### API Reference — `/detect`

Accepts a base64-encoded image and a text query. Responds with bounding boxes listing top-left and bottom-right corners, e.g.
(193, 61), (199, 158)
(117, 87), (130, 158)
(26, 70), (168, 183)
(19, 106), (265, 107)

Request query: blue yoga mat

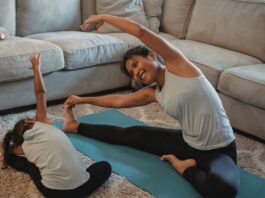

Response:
(54, 109), (265, 198)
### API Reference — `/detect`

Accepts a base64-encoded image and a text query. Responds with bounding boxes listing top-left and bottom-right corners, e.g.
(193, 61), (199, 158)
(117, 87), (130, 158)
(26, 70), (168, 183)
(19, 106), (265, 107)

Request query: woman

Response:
(1, 54), (111, 198)
(64, 15), (240, 198)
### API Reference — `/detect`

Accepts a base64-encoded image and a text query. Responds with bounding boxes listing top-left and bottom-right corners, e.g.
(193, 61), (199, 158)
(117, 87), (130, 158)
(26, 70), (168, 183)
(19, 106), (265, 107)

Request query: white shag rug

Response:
(0, 102), (265, 198)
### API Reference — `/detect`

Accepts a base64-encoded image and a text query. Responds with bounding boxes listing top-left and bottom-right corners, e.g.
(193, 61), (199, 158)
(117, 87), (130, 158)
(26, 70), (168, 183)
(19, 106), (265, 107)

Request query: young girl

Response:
(64, 15), (240, 198)
(1, 54), (111, 198)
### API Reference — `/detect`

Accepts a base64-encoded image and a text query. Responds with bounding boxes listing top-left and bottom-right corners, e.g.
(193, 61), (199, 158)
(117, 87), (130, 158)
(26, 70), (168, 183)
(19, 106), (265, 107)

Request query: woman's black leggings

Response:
(7, 155), (111, 198)
(77, 123), (240, 198)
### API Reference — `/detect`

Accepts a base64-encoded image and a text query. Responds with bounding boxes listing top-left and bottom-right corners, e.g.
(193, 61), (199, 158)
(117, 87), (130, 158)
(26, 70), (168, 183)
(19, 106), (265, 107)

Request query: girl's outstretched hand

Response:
(80, 15), (104, 31)
(29, 54), (41, 70)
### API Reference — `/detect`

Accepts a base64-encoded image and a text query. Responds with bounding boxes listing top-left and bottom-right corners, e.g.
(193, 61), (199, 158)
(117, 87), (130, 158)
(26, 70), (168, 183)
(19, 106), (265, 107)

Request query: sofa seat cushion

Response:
(106, 32), (177, 48)
(28, 31), (129, 70)
(0, 37), (64, 83)
(218, 64), (265, 109)
(170, 39), (262, 88)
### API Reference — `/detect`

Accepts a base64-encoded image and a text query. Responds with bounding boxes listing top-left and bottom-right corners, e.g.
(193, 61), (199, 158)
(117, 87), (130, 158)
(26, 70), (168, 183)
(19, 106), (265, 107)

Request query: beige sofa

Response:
(162, 0), (265, 141)
(0, 0), (264, 140)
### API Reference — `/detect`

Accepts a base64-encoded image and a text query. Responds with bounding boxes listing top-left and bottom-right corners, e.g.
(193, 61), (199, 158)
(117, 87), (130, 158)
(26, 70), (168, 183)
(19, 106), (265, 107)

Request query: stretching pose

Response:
(64, 15), (240, 198)
(1, 54), (111, 198)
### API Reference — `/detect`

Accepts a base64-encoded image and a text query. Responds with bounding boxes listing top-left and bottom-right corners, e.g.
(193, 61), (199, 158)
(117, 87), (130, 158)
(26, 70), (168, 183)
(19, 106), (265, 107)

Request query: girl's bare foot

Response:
(161, 154), (197, 175)
(62, 107), (79, 133)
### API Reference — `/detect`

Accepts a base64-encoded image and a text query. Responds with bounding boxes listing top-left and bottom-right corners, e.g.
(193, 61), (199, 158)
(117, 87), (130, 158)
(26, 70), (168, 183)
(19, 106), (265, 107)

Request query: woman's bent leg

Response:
(183, 153), (240, 198)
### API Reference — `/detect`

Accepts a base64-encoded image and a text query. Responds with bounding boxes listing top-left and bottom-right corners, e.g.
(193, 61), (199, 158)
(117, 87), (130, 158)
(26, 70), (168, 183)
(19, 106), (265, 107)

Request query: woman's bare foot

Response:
(161, 154), (197, 175)
(62, 106), (79, 133)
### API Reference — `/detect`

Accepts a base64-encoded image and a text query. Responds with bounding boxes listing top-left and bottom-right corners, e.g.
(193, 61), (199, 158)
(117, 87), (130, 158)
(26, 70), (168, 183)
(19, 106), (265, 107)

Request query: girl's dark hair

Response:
(121, 45), (164, 78)
(2, 119), (30, 169)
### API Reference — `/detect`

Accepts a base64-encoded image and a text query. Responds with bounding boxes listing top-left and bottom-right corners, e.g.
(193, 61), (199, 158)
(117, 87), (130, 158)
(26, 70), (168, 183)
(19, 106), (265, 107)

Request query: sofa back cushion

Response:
(96, 0), (149, 33)
(81, 0), (163, 33)
(81, 0), (96, 23)
(16, 0), (82, 36)
(186, 0), (265, 62)
(0, 0), (16, 36)
(143, 0), (163, 33)
(160, 0), (195, 38)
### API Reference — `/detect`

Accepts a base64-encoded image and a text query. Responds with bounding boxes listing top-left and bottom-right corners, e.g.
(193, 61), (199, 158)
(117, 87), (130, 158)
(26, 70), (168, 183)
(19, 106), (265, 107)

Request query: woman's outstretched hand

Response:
(29, 54), (41, 70)
(80, 15), (105, 31)
(64, 95), (82, 108)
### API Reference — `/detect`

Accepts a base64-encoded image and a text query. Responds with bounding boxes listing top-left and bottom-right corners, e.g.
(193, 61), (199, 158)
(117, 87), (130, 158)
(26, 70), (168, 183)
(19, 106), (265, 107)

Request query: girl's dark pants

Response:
(7, 153), (111, 198)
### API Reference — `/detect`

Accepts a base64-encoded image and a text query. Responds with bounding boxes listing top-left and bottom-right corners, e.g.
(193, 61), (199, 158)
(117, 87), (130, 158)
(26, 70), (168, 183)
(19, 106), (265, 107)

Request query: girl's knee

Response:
(95, 161), (112, 177)
(100, 161), (112, 174)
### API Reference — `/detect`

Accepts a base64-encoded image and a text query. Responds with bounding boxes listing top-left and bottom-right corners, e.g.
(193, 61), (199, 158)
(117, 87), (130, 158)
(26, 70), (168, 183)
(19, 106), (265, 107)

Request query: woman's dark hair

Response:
(121, 45), (164, 78)
(2, 119), (30, 169)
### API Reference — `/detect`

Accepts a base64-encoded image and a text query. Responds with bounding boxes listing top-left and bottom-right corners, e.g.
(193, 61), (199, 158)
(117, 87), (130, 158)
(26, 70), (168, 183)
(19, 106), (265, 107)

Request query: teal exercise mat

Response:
(54, 109), (265, 198)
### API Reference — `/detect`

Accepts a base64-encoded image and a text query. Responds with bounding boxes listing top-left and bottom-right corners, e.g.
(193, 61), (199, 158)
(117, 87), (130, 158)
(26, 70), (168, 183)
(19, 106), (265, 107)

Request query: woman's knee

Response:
(207, 154), (240, 198)
(215, 181), (238, 198)
(210, 171), (239, 198)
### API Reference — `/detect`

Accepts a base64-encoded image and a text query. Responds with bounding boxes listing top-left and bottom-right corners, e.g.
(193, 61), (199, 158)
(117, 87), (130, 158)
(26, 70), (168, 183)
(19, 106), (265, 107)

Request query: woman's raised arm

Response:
(81, 15), (200, 76)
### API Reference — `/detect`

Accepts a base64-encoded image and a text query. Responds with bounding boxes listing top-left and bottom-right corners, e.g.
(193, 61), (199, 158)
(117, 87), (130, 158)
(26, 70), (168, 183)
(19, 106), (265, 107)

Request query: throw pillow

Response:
(0, 28), (9, 40)
(96, 0), (149, 33)
(143, 0), (163, 33)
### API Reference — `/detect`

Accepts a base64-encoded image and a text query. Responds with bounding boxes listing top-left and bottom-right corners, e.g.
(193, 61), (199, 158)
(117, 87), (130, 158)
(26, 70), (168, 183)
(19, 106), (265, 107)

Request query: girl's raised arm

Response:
(29, 54), (50, 124)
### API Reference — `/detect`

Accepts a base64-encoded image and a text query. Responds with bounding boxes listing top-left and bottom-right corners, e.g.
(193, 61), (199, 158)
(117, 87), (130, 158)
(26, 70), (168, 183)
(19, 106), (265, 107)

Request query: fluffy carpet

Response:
(0, 102), (264, 198)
